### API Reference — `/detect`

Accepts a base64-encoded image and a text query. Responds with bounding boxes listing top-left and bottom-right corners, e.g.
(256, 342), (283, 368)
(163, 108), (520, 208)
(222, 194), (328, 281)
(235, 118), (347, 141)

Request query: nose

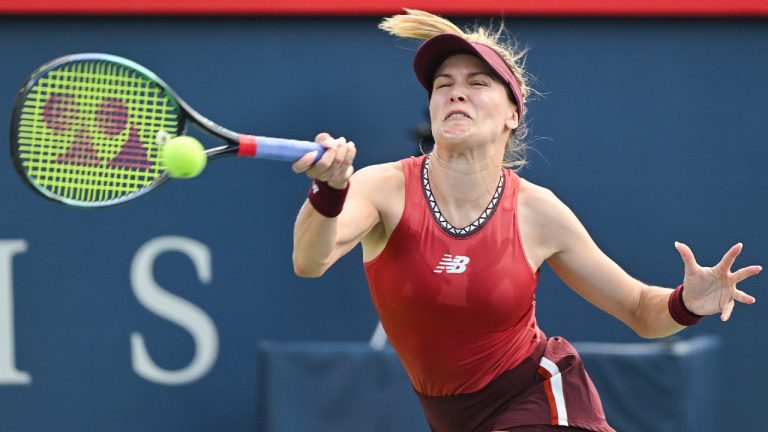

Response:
(447, 84), (467, 103)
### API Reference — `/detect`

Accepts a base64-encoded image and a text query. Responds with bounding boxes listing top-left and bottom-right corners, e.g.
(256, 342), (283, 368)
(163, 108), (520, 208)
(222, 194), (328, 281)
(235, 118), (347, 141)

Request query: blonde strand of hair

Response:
(378, 9), (466, 40)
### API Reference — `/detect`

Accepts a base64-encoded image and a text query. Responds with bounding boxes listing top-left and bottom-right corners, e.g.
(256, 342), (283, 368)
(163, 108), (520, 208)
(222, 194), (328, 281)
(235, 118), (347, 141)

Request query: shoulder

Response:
(353, 161), (407, 247)
(349, 161), (405, 214)
(518, 177), (593, 256)
(518, 178), (567, 217)
(517, 177), (584, 251)
(351, 161), (405, 196)
(354, 160), (404, 181)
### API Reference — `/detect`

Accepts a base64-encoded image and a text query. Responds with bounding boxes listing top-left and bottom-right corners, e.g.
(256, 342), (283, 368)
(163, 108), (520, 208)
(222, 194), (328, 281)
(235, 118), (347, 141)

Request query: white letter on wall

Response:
(0, 240), (31, 385)
(130, 236), (218, 385)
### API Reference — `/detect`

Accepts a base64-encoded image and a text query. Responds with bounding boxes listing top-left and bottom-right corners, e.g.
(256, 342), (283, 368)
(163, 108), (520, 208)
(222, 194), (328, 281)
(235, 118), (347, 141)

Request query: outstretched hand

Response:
(675, 242), (761, 321)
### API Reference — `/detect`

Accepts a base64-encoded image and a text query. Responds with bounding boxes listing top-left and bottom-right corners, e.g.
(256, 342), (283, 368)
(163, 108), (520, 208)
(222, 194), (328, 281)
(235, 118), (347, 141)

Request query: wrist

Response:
(326, 179), (349, 190)
(668, 284), (703, 326)
(307, 179), (349, 218)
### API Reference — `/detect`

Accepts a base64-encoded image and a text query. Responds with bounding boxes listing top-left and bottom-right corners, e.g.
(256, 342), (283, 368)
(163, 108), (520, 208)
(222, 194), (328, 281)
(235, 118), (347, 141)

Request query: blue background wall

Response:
(0, 16), (765, 431)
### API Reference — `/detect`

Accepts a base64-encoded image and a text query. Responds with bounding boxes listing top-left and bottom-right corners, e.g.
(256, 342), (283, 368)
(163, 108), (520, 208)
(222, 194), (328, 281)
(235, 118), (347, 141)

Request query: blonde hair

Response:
(379, 9), (532, 170)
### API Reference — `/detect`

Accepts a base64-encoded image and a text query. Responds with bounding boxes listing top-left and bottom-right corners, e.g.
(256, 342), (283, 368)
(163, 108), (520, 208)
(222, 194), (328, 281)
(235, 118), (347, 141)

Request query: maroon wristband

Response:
(668, 284), (703, 326)
(307, 180), (349, 218)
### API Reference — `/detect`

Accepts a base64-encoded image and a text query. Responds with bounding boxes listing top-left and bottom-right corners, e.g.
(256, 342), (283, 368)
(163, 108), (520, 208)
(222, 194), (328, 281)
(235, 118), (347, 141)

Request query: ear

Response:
(505, 105), (520, 130)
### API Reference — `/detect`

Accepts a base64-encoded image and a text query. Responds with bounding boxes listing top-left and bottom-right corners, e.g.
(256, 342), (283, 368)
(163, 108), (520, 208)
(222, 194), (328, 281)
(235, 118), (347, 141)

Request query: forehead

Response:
(434, 54), (495, 76)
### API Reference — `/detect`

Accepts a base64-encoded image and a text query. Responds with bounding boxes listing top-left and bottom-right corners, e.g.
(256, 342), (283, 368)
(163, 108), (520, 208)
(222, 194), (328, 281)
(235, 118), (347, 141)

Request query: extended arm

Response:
(530, 186), (760, 338)
(291, 133), (382, 277)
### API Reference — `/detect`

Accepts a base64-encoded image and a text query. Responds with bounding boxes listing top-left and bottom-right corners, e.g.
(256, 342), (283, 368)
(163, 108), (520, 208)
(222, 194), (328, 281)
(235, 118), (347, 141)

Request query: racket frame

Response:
(10, 53), (306, 207)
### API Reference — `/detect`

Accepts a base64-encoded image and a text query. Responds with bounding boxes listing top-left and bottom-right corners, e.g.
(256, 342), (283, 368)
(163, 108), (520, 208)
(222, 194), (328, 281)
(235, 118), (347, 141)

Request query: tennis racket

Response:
(10, 53), (325, 207)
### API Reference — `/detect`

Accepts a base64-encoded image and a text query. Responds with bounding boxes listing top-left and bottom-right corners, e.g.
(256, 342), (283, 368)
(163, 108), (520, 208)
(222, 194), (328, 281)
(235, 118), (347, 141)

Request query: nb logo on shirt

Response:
(433, 254), (470, 274)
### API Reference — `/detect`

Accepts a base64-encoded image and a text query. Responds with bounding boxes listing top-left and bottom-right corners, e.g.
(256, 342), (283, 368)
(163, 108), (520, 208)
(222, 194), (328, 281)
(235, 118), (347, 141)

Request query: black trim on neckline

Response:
(421, 155), (505, 238)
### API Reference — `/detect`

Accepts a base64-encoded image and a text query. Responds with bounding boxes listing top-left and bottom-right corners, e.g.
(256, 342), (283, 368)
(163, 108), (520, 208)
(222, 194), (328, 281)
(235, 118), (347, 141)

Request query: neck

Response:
(427, 148), (502, 212)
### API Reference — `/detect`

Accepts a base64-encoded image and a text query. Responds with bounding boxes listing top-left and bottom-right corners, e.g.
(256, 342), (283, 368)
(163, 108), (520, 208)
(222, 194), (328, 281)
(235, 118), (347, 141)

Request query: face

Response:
(429, 54), (519, 151)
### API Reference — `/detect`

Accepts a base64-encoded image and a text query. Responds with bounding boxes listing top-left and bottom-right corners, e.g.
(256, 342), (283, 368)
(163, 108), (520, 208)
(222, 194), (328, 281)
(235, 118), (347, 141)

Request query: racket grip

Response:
(238, 135), (324, 163)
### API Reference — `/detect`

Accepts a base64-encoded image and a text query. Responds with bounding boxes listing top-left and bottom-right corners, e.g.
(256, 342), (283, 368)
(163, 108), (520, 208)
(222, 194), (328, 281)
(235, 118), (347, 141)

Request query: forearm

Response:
(290, 133), (359, 278)
(631, 285), (687, 339)
(292, 201), (341, 277)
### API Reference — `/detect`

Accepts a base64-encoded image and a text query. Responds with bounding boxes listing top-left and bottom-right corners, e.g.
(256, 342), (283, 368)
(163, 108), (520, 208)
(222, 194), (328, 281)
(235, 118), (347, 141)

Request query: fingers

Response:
(719, 265), (759, 321)
(292, 133), (336, 174)
(675, 241), (760, 323)
(718, 287), (757, 321)
(298, 133), (357, 189)
(291, 150), (319, 174)
(315, 132), (333, 145)
(721, 299), (735, 321)
(733, 289), (756, 305)
(716, 242), (743, 272)
(674, 242), (699, 274)
(722, 264), (759, 321)
(732, 265), (763, 284)
(324, 139), (355, 179)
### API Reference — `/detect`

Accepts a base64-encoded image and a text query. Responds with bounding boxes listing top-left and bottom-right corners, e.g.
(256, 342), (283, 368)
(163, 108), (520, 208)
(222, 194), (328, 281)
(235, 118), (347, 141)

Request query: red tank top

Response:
(364, 155), (543, 397)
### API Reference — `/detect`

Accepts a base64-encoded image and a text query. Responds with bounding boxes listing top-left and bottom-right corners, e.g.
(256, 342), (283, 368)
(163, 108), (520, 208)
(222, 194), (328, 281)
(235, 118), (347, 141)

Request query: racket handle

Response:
(238, 135), (324, 163)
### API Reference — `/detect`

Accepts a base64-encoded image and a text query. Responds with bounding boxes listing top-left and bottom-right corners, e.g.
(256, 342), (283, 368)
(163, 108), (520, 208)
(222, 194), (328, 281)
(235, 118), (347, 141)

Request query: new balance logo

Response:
(433, 254), (470, 274)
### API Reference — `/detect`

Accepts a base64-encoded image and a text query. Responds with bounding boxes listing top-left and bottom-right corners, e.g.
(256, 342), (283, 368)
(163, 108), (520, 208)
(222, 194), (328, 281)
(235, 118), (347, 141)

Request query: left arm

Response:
(521, 183), (761, 338)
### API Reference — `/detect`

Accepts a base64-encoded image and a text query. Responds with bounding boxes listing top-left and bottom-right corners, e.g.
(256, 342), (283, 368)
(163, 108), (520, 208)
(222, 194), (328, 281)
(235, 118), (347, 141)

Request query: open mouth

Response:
(445, 111), (471, 120)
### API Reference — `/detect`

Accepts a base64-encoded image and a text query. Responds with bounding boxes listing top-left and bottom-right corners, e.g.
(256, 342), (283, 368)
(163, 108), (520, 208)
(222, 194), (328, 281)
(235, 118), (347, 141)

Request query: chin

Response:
(437, 127), (472, 141)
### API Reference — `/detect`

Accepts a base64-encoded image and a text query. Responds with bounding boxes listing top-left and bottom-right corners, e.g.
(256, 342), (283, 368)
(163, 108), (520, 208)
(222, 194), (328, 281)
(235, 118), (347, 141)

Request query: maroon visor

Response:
(413, 33), (524, 117)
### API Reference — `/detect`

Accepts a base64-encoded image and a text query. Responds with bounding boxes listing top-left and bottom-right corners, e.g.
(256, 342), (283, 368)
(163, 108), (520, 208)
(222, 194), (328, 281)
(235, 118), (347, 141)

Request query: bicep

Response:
(325, 163), (402, 260)
(330, 186), (381, 256)
(293, 165), (395, 277)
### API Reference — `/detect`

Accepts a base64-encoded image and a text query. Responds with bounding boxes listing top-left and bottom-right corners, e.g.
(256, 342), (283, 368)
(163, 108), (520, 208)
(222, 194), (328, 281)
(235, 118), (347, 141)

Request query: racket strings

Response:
(16, 60), (180, 204)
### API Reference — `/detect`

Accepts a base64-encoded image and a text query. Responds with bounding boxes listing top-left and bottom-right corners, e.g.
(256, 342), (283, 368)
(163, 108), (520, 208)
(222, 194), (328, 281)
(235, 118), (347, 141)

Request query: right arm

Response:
(291, 133), (382, 277)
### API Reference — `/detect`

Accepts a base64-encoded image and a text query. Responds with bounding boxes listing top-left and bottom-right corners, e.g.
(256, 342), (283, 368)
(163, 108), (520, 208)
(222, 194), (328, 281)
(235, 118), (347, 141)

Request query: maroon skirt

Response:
(415, 337), (615, 432)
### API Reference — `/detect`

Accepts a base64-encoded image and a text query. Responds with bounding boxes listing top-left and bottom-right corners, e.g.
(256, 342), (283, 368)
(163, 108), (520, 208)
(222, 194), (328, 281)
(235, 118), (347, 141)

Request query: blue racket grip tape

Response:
(238, 135), (324, 163)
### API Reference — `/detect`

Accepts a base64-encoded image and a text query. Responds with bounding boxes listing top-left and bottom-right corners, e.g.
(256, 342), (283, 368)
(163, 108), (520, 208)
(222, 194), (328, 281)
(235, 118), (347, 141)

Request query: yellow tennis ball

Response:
(161, 136), (207, 179)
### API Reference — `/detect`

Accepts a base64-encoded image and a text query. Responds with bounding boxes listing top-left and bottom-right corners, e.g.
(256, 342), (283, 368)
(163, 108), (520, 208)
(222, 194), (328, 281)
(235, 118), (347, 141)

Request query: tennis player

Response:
(291, 9), (761, 432)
